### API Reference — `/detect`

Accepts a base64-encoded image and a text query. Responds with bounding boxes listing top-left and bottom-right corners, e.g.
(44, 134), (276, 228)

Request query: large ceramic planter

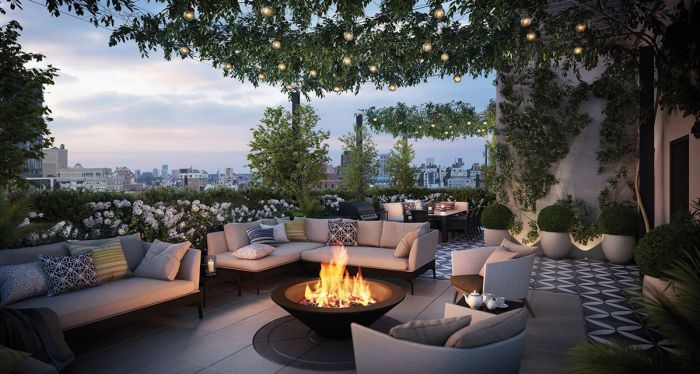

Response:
(484, 228), (508, 246)
(540, 231), (571, 259)
(601, 234), (635, 264)
(643, 275), (676, 305)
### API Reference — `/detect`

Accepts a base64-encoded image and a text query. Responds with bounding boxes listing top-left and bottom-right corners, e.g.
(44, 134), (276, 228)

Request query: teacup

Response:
(496, 297), (506, 306)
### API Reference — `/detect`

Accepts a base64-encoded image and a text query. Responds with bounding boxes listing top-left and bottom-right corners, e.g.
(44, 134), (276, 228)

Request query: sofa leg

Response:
(522, 298), (536, 318)
(432, 265), (436, 279)
(408, 279), (414, 295)
(237, 274), (242, 297)
(197, 301), (203, 319)
(453, 290), (459, 304)
(256, 279), (260, 295)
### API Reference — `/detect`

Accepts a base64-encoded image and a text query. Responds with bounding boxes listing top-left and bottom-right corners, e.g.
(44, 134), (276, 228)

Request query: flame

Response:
(303, 246), (376, 308)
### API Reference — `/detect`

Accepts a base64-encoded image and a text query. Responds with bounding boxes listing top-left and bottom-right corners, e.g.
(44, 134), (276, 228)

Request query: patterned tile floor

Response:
(424, 232), (670, 351)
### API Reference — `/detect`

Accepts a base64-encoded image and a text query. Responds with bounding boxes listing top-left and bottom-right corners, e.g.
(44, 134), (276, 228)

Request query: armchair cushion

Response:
(478, 247), (518, 277)
(389, 315), (472, 346)
(445, 308), (528, 348)
(500, 239), (536, 257)
(450, 274), (483, 294)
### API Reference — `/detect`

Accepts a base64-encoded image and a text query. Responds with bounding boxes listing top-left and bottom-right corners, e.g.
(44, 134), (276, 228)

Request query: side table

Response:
(201, 271), (217, 309)
(452, 297), (524, 324)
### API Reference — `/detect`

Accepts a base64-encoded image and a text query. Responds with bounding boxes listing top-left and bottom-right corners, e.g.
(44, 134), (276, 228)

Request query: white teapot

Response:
(465, 290), (483, 309)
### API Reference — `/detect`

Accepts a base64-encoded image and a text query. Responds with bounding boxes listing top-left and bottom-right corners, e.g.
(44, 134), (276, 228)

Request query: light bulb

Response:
(441, 52), (449, 62)
(369, 65), (378, 73)
(224, 63), (233, 70)
(373, 117), (378, 122)
(286, 84), (293, 90)
(260, 4), (273, 17)
(388, 84), (397, 91)
(343, 30), (354, 42)
(179, 46), (190, 55)
(573, 46), (583, 55)
(183, 8), (195, 22)
(277, 62), (287, 71)
(309, 68), (318, 77)
(520, 16), (532, 27)
(333, 85), (341, 92)
(453, 74), (462, 83)
(422, 42), (433, 52)
(526, 32), (537, 41)
(258, 73), (265, 80)
(483, 121), (487, 125)
(434, 7), (445, 20)
(431, 123), (436, 128)
(575, 22), (587, 33)
(467, 121), (472, 125)
(272, 40), (281, 49)
(342, 56), (352, 65)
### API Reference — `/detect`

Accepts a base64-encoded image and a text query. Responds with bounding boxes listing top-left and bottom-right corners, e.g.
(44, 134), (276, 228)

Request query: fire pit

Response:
(271, 247), (405, 339)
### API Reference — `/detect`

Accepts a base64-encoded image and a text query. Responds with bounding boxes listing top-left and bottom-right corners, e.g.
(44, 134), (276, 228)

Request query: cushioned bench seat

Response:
(301, 246), (408, 271)
(216, 242), (325, 272)
(8, 277), (197, 329)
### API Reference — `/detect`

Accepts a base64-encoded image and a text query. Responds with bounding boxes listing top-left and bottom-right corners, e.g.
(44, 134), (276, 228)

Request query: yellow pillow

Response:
(284, 219), (308, 242)
(67, 238), (130, 283)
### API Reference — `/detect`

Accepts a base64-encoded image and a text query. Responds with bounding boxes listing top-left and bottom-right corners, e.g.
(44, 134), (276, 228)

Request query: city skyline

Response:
(8, 3), (494, 173)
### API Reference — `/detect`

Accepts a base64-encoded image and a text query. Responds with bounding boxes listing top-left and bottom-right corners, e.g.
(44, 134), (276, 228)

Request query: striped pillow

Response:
(285, 219), (308, 241)
(67, 238), (130, 283)
(245, 228), (275, 244)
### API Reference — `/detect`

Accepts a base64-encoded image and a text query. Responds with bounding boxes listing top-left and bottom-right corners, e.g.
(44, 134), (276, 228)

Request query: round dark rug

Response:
(253, 315), (401, 371)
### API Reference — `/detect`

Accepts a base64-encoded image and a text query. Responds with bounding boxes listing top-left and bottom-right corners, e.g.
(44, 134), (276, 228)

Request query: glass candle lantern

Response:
(206, 255), (217, 274)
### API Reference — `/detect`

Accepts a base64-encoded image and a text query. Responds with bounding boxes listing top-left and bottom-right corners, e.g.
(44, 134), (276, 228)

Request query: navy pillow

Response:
(245, 228), (276, 244)
(40, 252), (101, 296)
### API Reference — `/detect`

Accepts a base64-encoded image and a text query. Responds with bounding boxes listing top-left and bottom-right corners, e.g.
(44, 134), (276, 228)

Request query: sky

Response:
(3, 2), (495, 174)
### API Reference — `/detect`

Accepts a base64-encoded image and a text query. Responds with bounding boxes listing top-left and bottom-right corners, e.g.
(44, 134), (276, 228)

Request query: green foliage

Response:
(295, 196), (322, 218)
(0, 193), (46, 249)
(635, 216), (700, 278)
(555, 196), (600, 244)
(338, 124), (378, 199)
(599, 203), (638, 236)
(385, 138), (418, 195)
(598, 166), (636, 209)
(0, 21), (58, 188)
(247, 105), (330, 200)
(537, 204), (575, 233)
(363, 101), (492, 140)
(569, 340), (677, 373)
(480, 203), (513, 230)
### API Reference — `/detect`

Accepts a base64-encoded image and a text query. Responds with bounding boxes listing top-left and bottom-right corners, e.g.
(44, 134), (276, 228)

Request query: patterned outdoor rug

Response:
(424, 232), (670, 351)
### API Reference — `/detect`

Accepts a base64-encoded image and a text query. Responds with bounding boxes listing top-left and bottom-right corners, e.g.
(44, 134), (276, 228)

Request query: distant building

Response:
(42, 144), (68, 177)
(318, 164), (340, 189)
(177, 168), (209, 190)
(152, 168), (159, 178)
(374, 153), (390, 185)
(161, 164), (169, 178)
(54, 163), (141, 191)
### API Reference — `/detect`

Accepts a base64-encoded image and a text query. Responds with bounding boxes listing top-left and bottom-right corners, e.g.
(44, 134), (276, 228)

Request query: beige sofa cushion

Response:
(394, 230), (420, 258)
(444, 308), (528, 348)
(7, 277), (196, 329)
(216, 242), (324, 272)
(389, 315), (472, 346)
(301, 246), (408, 271)
(223, 220), (262, 252)
(380, 221), (430, 248)
(305, 218), (334, 243)
(478, 247), (518, 277)
(357, 221), (383, 247)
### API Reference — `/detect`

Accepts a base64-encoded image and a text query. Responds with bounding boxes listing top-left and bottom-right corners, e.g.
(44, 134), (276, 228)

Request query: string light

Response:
(573, 46), (583, 55)
(272, 40), (281, 49)
(277, 62), (287, 71)
(431, 123), (436, 128)
(333, 85), (342, 92)
(441, 52), (449, 62)
(342, 56), (352, 65)
(575, 22), (587, 33)
(388, 83), (397, 91)
(183, 8), (195, 22)
(258, 73), (266, 80)
(179, 46), (190, 55)
(434, 7), (445, 20)
(224, 63), (233, 70)
(422, 42), (433, 52)
(343, 30), (354, 42)
(373, 117), (378, 122)
(526, 31), (537, 41)
(520, 16), (532, 27)
(286, 84), (293, 90)
(369, 65), (378, 73)
(309, 68), (318, 77)
(453, 74), (462, 83)
(260, 2), (273, 17)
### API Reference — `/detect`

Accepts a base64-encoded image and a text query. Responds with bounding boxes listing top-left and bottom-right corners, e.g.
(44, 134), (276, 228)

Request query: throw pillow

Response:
(444, 308), (528, 348)
(390, 315), (472, 346)
(284, 219), (308, 241)
(0, 345), (30, 374)
(327, 220), (358, 246)
(0, 262), (48, 305)
(479, 247), (519, 277)
(500, 238), (536, 257)
(394, 230), (420, 258)
(438, 201), (456, 210)
(67, 238), (130, 283)
(133, 240), (191, 281)
(245, 227), (276, 245)
(401, 201), (417, 215)
(40, 252), (100, 296)
(232, 243), (276, 259)
(260, 223), (289, 243)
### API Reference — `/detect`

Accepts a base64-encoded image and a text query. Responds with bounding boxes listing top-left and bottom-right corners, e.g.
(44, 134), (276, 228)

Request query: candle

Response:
(207, 258), (215, 273)
(440, 204), (445, 210)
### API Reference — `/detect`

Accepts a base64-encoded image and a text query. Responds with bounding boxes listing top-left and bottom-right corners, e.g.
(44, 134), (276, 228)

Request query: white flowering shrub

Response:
(319, 194), (344, 212)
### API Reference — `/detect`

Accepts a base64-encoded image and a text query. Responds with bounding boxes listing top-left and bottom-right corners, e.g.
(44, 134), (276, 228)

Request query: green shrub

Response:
(537, 204), (574, 233)
(599, 203), (638, 236)
(635, 217), (700, 278)
(480, 203), (514, 230)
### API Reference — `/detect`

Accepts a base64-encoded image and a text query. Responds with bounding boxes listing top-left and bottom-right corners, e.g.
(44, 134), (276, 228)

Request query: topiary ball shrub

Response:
(538, 204), (575, 233)
(635, 219), (700, 278)
(599, 203), (638, 236)
(480, 203), (514, 230)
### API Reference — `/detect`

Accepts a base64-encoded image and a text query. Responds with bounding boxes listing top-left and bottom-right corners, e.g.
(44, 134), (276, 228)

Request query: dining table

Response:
(428, 208), (467, 243)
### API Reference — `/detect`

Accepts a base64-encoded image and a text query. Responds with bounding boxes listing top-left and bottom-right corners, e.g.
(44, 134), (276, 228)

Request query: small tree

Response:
(338, 122), (378, 199)
(247, 104), (330, 200)
(386, 137), (418, 194)
(0, 21), (57, 188)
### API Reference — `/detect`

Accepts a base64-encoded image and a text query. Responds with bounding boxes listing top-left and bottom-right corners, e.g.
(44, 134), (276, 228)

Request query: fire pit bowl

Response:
(271, 278), (405, 339)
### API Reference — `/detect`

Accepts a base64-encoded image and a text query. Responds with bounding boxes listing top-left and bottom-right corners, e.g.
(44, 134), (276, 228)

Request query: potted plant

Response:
(537, 204), (574, 258)
(598, 203), (637, 263)
(480, 203), (514, 246)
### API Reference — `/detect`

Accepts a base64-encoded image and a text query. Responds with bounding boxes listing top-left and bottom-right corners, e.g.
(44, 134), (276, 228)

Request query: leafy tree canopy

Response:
(386, 137), (418, 194)
(338, 122), (378, 199)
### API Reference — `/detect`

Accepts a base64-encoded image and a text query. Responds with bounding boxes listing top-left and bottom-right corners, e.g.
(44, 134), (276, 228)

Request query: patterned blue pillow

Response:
(40, 252), (101, 296)
(0, 261), (48, 305)
(245, 228), (276, 244)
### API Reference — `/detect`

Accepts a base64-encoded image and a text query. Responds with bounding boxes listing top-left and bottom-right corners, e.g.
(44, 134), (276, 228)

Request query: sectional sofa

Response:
(207, 218), (439, 294)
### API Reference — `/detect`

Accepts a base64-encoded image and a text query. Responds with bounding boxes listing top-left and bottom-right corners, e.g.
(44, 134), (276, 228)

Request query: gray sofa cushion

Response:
(216, 242), (324, 272)
(357, 221), (383, 247)
(0, 261), (48, 305)
(67, 233), (144, 271)
(301, 246), (408, 271)
(223, 220), (262, 252)
(380, 221), (430, 248)
(0, 242), (68, 266)
(134, 240), (191, 281)
(445, 308), (528, 348)
(390, 315), (472, 346)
